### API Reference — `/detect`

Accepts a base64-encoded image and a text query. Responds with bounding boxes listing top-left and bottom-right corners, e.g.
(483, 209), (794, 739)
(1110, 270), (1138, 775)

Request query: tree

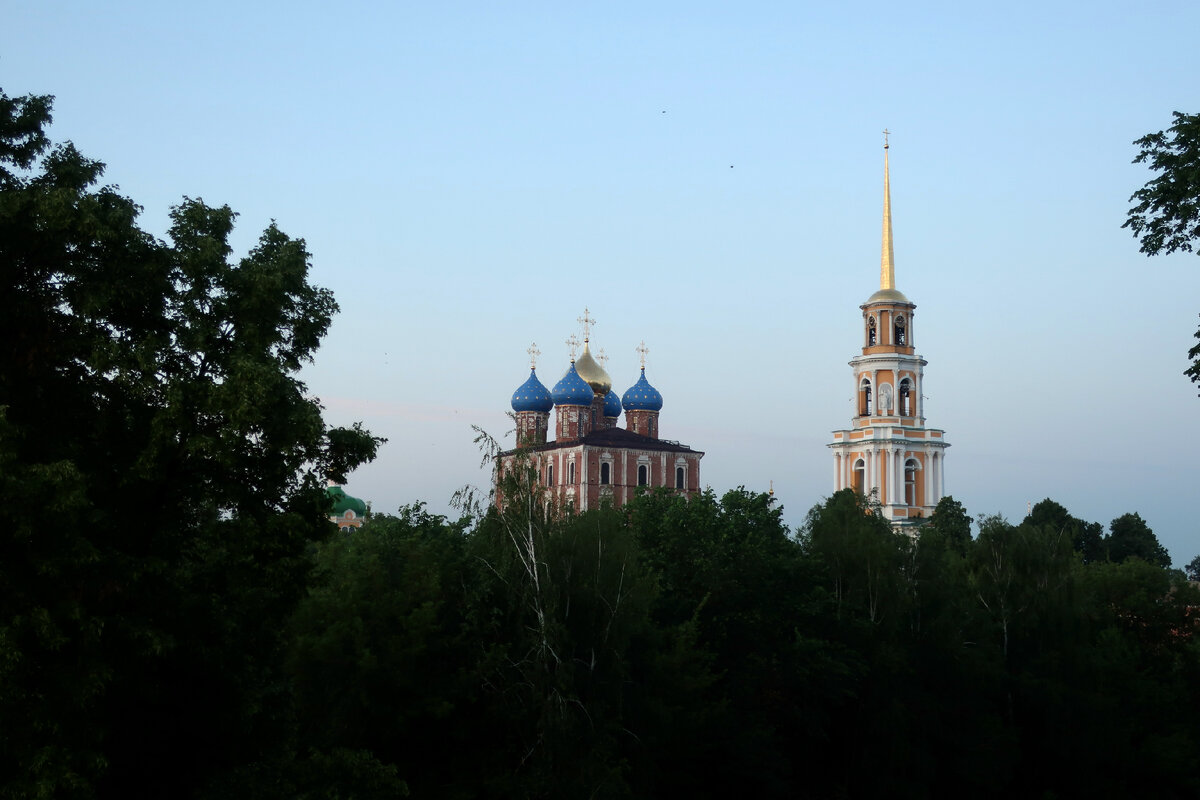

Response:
(926, 495), (973, 554)
(1124, 112), (1200, 257)
(0, 89), (381, 797)
(1023, 498), (1105, 564)
(1185, 554), (1200, 582)
(1106, 512), (1171, 569)
(1123, 112), (1200, 394)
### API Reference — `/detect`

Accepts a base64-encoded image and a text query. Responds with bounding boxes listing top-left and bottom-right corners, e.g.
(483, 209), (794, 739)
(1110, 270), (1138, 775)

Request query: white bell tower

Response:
(829, 133), (949, 527)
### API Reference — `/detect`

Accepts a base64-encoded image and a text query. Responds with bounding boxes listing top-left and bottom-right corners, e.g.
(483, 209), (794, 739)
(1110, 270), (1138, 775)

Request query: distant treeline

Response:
(273, 487), (1200, 799)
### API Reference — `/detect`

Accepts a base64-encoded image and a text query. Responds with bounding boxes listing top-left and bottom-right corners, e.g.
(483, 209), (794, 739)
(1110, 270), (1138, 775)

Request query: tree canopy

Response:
(1124, 111), (1200, 396)
(1124, 111), (1200, 257)
(0, 89), (381, 797)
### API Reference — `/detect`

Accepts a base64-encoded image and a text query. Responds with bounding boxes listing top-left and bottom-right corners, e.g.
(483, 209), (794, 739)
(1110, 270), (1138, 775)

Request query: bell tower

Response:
(829, 134), (949, 527)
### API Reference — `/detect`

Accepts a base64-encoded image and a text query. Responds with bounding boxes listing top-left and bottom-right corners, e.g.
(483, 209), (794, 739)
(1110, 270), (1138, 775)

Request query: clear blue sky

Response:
(5, 1), (1198, 562)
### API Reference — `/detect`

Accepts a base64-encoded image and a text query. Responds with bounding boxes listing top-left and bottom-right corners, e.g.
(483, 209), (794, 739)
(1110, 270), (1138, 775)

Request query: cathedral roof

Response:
(498, 425), (701, 457)
(552, 362), (595, 406)
(511, 368), (553, 413)
(622, 368), (663, 412)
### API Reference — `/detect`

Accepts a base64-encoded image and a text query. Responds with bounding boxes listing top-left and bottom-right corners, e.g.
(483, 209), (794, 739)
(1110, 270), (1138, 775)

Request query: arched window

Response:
(675, 466), (685, 489)
(894, 315), (907, 346)
(637, 464), (648, 487)
(899, 378), (912, 417)
(904, 459), (918, 507)
(852, 459), (865, 494)
(547, 463), (554, 486)
(867, 316), (877, 346)
(860, 379), (873, 416)
(568, 461), (576, 485)
(600, 462), (610, 485)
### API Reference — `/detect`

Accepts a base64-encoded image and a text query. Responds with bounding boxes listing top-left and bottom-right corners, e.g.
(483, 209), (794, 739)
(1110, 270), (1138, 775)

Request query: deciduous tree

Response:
(0, 89), (380, 797)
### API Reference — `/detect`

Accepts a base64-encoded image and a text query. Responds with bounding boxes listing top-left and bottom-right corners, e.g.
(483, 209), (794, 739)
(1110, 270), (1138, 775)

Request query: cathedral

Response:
(828, 137), (949, 526)
(498, 312), (704, 511)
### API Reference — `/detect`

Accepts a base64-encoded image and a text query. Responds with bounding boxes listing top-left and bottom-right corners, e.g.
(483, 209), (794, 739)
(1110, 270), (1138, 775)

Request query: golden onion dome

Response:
(573, 342), (612, 395)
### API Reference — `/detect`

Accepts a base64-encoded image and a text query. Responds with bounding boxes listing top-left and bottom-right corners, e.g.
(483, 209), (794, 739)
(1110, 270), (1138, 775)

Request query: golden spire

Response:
(880, 129), (895, 292)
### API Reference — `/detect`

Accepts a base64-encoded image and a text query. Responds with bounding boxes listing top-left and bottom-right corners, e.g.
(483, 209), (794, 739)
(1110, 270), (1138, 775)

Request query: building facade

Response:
(499, 322), (703, 512)
(828, 140), (949, 527)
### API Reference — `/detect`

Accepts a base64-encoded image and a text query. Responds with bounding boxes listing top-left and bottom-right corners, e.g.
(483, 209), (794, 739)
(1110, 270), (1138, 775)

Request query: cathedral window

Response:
(867, 316), (877, 346)
(904, 459), (918, 506)
(852, 459), (865, 494)
(894, 315), (906, 346)
(860, 379), (872, 416)
(899, 378), (912, 417)
(568, 461), (576, 485)
(547, 464), (554, 486)
(600, 461), (610, 485)
(675, 466), (685, 489)
(637, 464), (648, 487)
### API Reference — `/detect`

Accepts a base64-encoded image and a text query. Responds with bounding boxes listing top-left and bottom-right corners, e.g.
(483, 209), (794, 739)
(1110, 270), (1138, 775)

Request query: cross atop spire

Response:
(880, 131), (896, 291)
(577, 307), (596, 342)
(527, 342), (541, 369)
(566, 334), (580, 360)
(636, 340), (649, 369)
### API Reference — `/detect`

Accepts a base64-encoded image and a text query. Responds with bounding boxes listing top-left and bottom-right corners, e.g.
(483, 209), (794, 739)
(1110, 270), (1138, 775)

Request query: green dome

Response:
(326, 485), (368, 517)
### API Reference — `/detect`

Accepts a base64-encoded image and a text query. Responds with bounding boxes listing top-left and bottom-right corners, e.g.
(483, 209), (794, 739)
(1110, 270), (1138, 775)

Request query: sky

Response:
(4, 1), (1199, 562)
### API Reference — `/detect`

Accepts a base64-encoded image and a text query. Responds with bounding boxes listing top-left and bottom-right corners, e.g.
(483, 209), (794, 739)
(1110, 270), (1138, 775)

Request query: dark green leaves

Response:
(1124, 111), (1200, 257)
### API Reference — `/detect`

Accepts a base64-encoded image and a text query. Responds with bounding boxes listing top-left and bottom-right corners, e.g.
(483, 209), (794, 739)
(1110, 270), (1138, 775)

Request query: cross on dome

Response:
(527, 342), (541, 369)
(565, 334), (580, 360)
(597, 347), (608, 367)
(636, 340), (649, 369)
(577, 307), (596, 342)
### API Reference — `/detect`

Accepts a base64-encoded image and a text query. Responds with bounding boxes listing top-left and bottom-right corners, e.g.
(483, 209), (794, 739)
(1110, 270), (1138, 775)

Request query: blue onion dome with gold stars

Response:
(622, 368), (663, 411)
(511, 368), (553, 413)
(552, 362), (595, 406)
(604, 389), (622, 418)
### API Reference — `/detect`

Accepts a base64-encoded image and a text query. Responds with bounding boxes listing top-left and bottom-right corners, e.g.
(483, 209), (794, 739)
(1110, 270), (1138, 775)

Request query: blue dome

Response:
(552, 362), (595, 406)
(622, 368), (663, 411)
(511, 368), (553, 413)
(604, 389), (622, 418)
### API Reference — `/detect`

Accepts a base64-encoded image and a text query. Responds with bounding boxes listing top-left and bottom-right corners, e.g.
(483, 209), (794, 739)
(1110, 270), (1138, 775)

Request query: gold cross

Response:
(883, 128), (891, 149)
(636, 340), (649, 369)
(566, 334), (580, 360)
(597, 347), (608, 368)
(527, 342), (541, 369)
(577, 307), (596, 342)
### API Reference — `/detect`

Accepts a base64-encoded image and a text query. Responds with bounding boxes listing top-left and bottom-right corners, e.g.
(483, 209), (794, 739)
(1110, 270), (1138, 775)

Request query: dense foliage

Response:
(285, 488), (1200, 799)
(0, 90), (383, 797)
(6, 91), (1200, 798)
(1124, 110), (1200, 395)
